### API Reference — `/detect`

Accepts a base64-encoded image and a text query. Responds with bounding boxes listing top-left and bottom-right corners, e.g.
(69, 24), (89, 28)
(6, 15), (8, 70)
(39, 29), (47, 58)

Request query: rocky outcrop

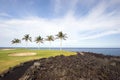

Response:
(19, 52), (120, 80)
(0, 60), (36, 80)
(0, 52), (120, 80)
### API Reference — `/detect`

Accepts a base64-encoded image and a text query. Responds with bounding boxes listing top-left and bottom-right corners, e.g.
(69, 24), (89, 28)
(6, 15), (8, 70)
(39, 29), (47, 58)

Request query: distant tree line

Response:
(11, 31), (67, 50)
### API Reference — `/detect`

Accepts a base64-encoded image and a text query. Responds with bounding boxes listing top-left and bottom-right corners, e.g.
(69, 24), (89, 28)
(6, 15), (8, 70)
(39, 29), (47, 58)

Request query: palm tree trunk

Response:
(49, 41), (51, 50)
(15, 44), (17, 49)
(60, 39), (62, 50)
(39, 43), (40, 50)
(38, 44), (39, 50)
(38, 43), (40, 53)
(26, 42), (27, 49)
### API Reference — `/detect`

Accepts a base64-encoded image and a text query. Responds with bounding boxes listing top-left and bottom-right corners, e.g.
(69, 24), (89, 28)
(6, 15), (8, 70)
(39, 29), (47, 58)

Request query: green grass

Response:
(0, 49), (76, 73)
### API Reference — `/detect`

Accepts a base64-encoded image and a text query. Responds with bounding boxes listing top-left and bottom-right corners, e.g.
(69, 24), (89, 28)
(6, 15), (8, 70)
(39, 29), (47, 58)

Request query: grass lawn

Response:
(0, 49), (76, 73)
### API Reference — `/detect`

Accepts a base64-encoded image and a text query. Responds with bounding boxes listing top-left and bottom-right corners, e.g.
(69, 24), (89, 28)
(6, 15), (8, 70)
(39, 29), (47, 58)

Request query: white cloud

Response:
(53, 0), (79, 14)
(0, 0), (120, 47)
(80, 30), (120, 40)
(54, 0), (62, 14)
(0, 12), (12, 17)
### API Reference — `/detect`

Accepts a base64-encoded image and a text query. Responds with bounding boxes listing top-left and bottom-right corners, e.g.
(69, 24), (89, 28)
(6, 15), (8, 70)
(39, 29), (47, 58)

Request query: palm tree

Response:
(35, 36), (43, 49)
(22, 34), (32, 48)
(46, 35), (54, 50)
(56, 31), (67, 50)
(11, 38), (21, 48)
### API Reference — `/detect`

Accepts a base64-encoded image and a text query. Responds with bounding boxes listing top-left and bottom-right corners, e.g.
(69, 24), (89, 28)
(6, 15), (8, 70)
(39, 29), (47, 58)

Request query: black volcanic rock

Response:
(0, 52), (120, 80)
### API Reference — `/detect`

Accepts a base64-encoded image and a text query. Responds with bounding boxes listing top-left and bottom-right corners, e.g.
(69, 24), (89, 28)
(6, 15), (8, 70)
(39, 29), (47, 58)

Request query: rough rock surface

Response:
(0, 52), (120, 80)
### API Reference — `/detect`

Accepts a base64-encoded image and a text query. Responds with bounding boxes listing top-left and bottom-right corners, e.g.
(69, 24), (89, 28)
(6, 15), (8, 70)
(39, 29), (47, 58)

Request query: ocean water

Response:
(61, 48), (120, 56)
(30, 47), (120, 56)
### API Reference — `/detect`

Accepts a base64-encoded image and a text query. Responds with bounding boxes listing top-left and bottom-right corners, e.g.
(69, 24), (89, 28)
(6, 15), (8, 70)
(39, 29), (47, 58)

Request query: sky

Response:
(0, 0), (120, 48)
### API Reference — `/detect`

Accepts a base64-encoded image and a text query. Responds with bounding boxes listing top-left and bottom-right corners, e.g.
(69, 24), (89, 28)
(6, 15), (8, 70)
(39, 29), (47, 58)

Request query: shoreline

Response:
(0, 52), (120, 80)
(0, 48), (120, 56)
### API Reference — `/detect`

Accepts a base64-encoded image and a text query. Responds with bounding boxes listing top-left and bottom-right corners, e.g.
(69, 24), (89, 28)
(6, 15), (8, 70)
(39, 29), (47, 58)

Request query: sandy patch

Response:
(2, 49), (15, 50)
(80, 52), (84, 56)
(8, 52), (37, 56)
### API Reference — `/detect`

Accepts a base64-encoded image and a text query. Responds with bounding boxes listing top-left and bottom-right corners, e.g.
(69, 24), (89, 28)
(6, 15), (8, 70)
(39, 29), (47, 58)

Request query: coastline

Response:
(0, 52), (120, 80)
(0, 47), (120, 56)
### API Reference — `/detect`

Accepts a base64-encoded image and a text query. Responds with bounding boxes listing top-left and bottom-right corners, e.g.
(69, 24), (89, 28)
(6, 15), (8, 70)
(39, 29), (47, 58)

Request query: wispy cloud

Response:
(80, 30), (120, 40)
(0, 12), (12, 17)
(53, 0), (79, 15)
(54, 0), (62, 14)
(0, 0), (120, 47)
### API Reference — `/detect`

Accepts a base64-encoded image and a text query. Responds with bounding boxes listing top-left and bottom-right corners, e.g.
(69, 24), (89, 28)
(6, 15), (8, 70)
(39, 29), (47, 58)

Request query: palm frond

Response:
(22, 34), (32, 42)
(46, 35), (54, 41)
(35, 36), (44, 44)
(56, 31), (67, 40)
(11, 38), (21, 44)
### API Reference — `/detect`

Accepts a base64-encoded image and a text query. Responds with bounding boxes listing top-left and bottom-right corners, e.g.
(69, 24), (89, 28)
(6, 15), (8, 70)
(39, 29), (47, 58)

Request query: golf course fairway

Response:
(0, 49), (76, 73)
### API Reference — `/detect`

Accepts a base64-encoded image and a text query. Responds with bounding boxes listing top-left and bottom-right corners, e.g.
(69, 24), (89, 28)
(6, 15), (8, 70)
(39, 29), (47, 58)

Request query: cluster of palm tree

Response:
(11, 31), (67, 50)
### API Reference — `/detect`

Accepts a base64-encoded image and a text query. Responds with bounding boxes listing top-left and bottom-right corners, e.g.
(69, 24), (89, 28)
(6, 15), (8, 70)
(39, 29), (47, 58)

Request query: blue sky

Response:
(0, 0), (120, 48)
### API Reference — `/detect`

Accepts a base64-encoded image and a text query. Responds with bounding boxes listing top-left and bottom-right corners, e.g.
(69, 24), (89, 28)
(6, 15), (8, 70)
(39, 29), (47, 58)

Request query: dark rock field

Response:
(0, 52), (120, 80)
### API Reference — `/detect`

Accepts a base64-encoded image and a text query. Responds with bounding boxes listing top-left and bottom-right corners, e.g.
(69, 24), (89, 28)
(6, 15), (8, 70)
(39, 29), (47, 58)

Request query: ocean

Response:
(0, 47), (120, 56)
(61, 48), (120, 56)
(31, 47), (120, 56)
